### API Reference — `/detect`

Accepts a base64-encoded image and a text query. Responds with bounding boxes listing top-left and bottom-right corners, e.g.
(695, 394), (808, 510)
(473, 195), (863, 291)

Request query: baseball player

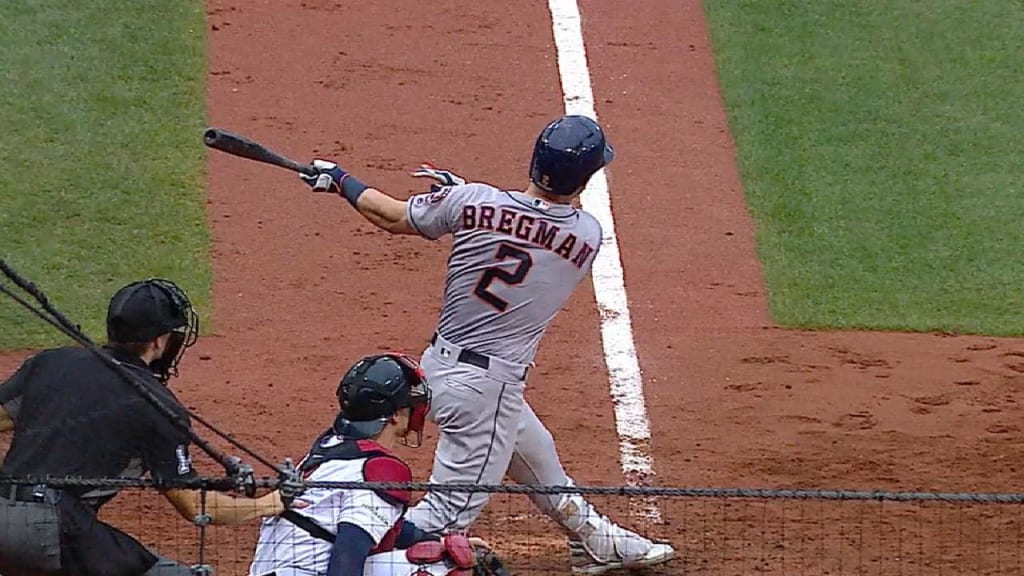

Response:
(298, 115), (674, 574)
(248, 353), (510, 576)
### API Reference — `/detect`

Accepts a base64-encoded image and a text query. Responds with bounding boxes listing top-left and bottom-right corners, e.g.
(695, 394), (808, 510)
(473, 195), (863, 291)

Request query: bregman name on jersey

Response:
(460, 204), (597, 269)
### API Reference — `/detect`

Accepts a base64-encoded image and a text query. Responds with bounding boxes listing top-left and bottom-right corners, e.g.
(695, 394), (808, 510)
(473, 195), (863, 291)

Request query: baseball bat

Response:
(203, 127), (318, 176)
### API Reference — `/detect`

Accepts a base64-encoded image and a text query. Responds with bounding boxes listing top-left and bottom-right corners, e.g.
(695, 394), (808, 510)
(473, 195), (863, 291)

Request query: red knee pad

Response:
(442, 534), (476, 569)
(407, 540), (446, 564)
(406, 534), (477, 576)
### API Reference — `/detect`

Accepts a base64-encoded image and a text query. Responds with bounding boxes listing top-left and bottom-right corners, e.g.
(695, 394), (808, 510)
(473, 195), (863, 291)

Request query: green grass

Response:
(0, 0), (211, 349)
(704, 1), (1024, 335)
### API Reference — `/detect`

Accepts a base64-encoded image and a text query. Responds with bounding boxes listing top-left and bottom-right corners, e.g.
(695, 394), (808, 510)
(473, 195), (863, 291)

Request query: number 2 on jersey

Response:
(474, 243), (533, 312)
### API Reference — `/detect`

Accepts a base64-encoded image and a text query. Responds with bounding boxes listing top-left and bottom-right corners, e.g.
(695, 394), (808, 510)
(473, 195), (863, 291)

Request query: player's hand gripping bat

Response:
(203, 128), (318, 176)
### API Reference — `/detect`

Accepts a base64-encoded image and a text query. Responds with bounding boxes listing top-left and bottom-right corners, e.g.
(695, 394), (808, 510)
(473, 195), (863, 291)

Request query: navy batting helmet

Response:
(529, 115), (615, 196)
(334, 353), (431, 447)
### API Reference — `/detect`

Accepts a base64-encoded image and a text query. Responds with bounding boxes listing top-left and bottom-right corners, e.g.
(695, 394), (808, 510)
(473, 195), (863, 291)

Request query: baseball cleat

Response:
(569, 539), (676, 574)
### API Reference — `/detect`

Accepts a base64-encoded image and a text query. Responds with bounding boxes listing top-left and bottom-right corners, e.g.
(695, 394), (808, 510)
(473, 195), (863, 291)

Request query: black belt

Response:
(431, 333), (490, 370)
(1, 483), (57, 503)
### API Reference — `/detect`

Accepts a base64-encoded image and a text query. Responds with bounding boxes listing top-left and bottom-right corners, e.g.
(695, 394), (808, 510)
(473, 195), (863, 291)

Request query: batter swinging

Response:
(299, 115), (675, 574)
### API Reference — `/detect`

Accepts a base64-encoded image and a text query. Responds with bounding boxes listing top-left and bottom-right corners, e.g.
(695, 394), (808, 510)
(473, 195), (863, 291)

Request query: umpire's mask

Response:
(107, 278), (199, 382)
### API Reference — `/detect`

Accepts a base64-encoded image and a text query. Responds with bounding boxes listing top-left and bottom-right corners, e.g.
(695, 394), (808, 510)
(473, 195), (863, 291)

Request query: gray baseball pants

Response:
(405, 333), (574, 533)
(0, 496), (193, 576)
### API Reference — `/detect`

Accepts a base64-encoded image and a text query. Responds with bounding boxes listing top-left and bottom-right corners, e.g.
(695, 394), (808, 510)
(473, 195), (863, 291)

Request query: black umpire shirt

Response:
(0, 346), (197, 508)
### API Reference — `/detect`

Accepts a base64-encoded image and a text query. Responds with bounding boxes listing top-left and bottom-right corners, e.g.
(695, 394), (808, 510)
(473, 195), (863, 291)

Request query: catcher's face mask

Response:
(393, 353), (431, 448)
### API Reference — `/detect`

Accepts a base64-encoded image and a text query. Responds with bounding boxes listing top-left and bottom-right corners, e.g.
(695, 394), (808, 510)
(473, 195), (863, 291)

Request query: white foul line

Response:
(547, 0), (662, 523)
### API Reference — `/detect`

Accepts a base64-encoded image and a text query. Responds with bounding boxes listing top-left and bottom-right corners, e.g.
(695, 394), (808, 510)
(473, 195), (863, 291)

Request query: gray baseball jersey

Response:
(407, 183), (602, 365)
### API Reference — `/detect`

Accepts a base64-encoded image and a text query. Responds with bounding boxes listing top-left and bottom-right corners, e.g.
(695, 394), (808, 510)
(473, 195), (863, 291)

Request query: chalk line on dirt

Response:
(547, 0), (662, 523)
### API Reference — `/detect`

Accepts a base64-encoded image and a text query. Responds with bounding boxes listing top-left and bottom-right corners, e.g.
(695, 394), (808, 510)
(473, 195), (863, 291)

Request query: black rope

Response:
(0, 259), (285, 483)
(5, 475), (1024, 505)
(0, 283), (86, 344)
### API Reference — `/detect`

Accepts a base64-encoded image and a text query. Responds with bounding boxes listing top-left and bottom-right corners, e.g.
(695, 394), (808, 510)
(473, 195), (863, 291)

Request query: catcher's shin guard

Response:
(554, 492), (675, 575)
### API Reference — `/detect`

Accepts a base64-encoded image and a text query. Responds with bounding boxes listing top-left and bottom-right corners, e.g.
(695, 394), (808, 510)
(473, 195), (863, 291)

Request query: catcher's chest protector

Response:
(300, 434), (412, 505)
(292, 432), (413, 553)
(299, 432), (397, 473)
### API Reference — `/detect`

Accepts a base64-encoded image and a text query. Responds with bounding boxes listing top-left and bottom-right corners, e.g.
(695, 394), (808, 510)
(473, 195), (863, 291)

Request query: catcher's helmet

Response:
(529, 115), (615, 196)
(334, 353), (431, 447)
(106, 278), (199, 381)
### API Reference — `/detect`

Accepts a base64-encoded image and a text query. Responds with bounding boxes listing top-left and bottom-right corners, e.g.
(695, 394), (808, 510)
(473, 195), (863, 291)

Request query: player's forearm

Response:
(354, 188), (416, 235)
(205, 490), (285, 525)
(165, 488), (285, 526)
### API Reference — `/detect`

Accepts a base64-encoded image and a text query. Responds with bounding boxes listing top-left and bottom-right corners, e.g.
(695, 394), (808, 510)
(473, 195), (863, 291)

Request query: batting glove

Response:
(277, 457), (307, 509)
(299, 159), (348, 193)
(411, 163), (467, 191)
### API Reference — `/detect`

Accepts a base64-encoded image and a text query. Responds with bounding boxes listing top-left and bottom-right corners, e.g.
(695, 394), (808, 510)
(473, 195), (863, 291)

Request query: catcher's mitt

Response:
(474, 546), (512, 576)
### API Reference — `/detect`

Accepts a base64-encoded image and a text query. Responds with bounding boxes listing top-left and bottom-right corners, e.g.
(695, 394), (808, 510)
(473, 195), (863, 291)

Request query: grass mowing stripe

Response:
(0, 0), (211, 349)
(704, 0), (1024, 335)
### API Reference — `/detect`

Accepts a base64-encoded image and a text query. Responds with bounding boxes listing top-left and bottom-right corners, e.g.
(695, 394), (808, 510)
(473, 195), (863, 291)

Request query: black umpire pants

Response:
(0, 486), (193, 576)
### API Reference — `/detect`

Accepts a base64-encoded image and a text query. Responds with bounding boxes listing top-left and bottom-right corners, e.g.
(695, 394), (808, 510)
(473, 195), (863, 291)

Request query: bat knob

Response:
(203, 128), (221, 146)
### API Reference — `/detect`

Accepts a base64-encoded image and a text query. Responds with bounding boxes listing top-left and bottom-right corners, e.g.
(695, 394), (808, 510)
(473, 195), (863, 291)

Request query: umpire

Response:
(0, 279), (287, 576)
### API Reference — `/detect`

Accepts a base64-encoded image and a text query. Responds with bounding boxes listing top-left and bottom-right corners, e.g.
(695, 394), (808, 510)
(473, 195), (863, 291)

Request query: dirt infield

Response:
(3, 0), (1024, 574)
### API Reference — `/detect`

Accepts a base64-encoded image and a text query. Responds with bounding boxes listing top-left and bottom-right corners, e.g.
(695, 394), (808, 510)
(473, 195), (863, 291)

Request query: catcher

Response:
(247, 353), (510, 576)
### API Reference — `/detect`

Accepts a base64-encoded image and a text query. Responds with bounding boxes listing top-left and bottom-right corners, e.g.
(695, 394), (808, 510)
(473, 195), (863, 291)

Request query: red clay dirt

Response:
(3, 0), (1024, 575)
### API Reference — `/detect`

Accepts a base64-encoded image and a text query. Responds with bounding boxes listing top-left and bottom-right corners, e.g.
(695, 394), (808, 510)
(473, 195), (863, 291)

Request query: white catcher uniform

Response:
(402, 183), (673, 573)
(248, 437), (458, 576)
(248, 452), (397, 576)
